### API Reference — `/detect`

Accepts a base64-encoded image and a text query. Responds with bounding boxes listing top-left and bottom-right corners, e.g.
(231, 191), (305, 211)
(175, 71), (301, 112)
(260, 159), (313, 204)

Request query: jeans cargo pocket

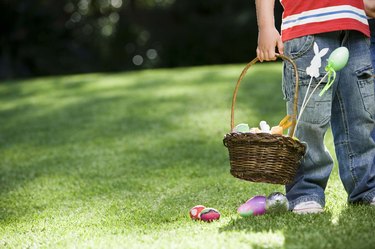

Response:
(296, 75), (332, 125)
(282, 35), (315, 102)
(356, 65), (375, 118)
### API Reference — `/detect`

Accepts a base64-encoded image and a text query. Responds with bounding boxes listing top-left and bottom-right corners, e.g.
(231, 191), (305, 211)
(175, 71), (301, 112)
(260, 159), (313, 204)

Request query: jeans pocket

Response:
(282, 35), (315, 101)
(285, 35), (315, 59)
(297, 78), (332, 125)
(356, 65), (375, 118)
(282, 62), (294, 101)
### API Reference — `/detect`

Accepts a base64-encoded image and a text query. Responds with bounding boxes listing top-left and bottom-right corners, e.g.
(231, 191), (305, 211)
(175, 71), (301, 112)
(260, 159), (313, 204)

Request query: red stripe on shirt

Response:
(281, 19), (370, 42)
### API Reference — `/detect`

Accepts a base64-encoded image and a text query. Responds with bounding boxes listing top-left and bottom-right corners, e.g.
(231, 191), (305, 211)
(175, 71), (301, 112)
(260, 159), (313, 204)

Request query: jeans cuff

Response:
(288, 195), (325, 210)
(363, 190), (375, 204)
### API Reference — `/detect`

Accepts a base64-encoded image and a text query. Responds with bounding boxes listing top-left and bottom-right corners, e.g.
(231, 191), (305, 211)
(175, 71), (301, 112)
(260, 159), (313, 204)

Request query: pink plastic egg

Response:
(237, 195), (266, 217)
(199, 208), (220, 222)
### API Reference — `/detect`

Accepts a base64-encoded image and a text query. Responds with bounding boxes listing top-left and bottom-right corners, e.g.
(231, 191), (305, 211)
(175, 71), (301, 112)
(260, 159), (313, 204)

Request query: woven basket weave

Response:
(223, 55), (306, 185)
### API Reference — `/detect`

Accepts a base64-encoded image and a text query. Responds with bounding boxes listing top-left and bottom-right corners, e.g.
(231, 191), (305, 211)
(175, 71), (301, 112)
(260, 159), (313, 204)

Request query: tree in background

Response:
(0, 0), (282, 79)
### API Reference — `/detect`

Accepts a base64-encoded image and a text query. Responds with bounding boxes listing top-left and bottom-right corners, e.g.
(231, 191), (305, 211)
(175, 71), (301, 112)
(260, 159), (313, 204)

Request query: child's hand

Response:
(256, 27), (284, 62)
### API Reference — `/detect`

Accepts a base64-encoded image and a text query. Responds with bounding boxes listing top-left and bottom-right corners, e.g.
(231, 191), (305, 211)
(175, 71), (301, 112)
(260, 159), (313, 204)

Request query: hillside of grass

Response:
(1, 63), (374, 249)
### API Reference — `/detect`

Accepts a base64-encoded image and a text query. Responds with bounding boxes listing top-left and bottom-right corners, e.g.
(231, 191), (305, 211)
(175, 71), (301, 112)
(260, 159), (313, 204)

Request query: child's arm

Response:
(364, 0), (375, 17)
(255, 0), (284, 62)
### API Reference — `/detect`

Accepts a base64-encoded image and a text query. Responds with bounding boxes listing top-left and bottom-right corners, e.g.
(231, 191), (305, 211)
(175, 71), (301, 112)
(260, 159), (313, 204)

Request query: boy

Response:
(255, 0), (375, 213)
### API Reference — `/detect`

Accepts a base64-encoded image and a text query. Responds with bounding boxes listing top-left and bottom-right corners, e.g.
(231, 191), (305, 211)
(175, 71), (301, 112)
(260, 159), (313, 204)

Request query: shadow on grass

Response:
(0, 64), (287, 227)
(220, 205), (375, 249)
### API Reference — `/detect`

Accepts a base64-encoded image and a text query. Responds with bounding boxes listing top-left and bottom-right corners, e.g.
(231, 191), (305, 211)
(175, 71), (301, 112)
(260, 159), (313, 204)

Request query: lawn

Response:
(1, 63), (374, 249)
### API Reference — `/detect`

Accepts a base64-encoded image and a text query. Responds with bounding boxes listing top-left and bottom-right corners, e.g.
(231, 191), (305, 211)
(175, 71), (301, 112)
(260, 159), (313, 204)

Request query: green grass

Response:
(1, 63), (374, 249)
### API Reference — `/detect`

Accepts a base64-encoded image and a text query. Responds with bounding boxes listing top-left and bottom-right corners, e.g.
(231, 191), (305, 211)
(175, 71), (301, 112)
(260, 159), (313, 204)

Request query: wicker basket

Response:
(223, 54), (306, 185)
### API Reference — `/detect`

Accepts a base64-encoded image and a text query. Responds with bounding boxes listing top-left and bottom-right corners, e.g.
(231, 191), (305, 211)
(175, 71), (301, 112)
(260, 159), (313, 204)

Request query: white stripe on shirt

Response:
(282, 5), (367, 30)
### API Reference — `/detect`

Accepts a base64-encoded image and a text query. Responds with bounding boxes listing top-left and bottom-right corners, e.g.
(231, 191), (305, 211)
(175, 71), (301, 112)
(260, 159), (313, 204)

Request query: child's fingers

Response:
(277, 38), (284, 55)
(256, 47), (264, 62)
(257, 48), (277, 61)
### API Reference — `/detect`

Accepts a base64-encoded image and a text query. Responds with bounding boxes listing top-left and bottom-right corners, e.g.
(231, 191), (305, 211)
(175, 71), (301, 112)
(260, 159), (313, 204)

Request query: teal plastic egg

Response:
(234, 123), (250, 133)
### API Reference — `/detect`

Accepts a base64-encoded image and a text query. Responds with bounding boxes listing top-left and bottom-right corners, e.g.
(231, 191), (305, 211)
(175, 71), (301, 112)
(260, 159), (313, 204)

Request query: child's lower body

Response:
(282, 30), (375, 213)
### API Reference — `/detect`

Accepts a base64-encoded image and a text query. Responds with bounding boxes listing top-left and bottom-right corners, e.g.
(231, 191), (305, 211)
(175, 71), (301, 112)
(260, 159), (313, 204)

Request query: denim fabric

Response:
(370, 19), (375, 142)
(282, 31), (375, 209)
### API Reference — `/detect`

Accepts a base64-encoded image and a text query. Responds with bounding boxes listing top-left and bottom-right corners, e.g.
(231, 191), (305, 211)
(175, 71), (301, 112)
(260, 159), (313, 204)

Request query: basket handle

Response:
(230, 54), (300, 137)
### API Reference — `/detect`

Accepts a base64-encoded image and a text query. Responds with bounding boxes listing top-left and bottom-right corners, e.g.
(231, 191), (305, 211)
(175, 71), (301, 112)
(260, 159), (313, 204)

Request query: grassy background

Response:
(1, 63), (375, 249)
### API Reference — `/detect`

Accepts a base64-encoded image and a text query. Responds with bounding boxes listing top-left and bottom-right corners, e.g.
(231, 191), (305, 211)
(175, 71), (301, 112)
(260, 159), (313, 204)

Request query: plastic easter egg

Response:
(326, 47), (349, 71)
(237, 195), (266, 217)
(199, 208), (220, 222)
(234, 123), (250, 133)
(189, 205), (206, 220)
(249, 127), (261, 133)
(266, 192), (289, 214)
(270, 126), (283, 135)
(259, 121), (270, 133)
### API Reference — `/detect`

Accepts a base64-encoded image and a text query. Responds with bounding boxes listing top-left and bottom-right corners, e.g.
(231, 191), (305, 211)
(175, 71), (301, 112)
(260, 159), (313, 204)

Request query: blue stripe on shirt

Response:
(283, 10), (367, 25)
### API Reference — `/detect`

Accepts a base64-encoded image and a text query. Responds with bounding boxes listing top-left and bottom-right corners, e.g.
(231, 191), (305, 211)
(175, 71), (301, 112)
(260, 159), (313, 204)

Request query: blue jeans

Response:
(282, 31), (375, 209)
(370, 19), (375, 142)
(369, 19), (375, 70)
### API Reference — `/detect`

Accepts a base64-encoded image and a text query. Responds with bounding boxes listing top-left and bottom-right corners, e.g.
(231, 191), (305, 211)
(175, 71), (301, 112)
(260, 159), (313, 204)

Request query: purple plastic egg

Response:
(237, 195), (266, 217)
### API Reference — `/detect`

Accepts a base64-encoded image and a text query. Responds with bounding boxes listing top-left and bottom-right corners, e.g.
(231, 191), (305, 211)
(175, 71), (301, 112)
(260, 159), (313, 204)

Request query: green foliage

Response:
(0, 64), (373, 248)
(1, 0), (283, 79)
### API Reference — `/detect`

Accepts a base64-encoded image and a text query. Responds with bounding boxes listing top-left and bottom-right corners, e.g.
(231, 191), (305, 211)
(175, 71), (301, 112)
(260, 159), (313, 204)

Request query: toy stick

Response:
(295, 73), (329, 131)
(299, 77), (313, 116)
(295, 45), (349, 134)
(295, 42), (328, 134)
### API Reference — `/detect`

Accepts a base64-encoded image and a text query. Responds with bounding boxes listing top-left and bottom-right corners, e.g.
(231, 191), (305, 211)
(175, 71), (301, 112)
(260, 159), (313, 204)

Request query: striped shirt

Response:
(280, 0), (370, 41)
